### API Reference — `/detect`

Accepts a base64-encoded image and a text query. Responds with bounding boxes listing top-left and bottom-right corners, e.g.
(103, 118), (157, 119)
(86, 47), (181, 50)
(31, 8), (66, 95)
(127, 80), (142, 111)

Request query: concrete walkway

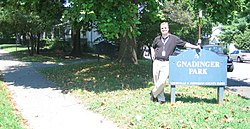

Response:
(0, 49), (118, 129)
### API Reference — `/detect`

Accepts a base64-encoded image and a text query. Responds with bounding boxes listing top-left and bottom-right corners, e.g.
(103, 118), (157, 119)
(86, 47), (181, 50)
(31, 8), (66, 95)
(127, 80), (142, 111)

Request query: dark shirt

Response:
(152, 34), (186, 60)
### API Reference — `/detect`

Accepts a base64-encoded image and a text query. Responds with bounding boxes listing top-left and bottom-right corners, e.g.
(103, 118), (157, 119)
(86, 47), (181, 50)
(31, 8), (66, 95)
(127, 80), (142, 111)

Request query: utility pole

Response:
(198, 10), (202, 45)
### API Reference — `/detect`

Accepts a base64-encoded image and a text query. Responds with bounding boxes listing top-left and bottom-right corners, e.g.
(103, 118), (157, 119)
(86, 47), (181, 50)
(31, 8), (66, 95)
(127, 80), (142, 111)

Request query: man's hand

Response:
(196, 39), (202, 49)
(196, 44), (201, 49)
(150, 47), (155, 60)
(197, 39), (202, 45)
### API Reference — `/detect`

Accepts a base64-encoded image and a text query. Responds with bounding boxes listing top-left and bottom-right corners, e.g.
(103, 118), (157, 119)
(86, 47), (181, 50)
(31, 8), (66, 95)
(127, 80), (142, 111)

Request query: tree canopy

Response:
(1, 0), (249, 61)
(219, 0), (250, 50)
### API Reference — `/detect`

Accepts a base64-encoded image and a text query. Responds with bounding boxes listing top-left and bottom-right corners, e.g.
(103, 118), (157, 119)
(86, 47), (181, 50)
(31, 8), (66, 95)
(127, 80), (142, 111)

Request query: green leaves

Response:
(195, 0), (245, 24)
(93, 0), (142, 39)
(216, 1), (250, 50)
(162, 1), (195, 26)
(0, 0), (65, 35)
(234, 29), (250, 50)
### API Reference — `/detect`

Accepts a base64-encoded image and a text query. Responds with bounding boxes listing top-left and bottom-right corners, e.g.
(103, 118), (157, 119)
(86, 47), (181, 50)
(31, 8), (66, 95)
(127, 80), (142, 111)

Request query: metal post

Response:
(170, 85), (176, 104)
(217, 86), (225, 104)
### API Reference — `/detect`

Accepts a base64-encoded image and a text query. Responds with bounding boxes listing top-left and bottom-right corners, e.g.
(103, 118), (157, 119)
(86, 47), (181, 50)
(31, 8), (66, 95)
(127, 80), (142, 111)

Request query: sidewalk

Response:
(0, 50), (118, 129)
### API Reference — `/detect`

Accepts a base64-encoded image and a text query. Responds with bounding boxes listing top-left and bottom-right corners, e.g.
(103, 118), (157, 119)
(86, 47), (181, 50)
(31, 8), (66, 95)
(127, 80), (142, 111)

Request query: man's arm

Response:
(150, 47), (155, 60)
(184, 43), (201, 49)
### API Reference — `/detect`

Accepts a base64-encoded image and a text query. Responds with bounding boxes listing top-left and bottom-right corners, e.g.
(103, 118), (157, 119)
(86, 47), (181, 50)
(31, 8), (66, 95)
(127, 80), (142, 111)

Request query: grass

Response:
(0, 44), (98, 63)
(1, 43), (250, 128)
(39, 60), (250, 129)
(0, 77), (24, 129)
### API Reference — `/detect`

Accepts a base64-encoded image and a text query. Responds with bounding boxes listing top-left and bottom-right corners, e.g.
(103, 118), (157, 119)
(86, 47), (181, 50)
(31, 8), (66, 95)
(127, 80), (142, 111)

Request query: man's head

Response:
(160, 22), (169, 35)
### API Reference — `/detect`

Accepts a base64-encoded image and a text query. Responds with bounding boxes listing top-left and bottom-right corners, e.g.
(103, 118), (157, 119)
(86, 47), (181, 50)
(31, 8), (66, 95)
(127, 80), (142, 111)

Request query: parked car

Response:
(94, 41), (119, 61)
(202, 45), (234, 72)
(230, 49), (250, 62)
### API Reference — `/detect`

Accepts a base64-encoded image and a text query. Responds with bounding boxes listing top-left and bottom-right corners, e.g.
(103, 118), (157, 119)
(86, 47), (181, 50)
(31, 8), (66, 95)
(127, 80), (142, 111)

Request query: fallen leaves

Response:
(205, 109), (212, 113)
(222, 114), (234, 122)
(204, 116), (210, 121)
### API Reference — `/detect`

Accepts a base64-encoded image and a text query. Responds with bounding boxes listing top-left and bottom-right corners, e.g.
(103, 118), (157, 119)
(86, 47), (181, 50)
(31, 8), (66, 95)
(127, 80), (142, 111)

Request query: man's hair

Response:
(160, 22), (169, 27)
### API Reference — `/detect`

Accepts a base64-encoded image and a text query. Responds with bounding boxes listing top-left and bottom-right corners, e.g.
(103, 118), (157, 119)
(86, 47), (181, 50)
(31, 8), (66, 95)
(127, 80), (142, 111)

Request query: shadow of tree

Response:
(43, 61), (154, 93)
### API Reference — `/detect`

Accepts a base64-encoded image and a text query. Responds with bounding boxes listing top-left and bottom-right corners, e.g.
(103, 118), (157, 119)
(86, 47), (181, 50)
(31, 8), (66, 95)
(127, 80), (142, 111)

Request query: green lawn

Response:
(39, 61), (250, 129)
(1, 43), (250, 129)
(0, 79), (24, 129)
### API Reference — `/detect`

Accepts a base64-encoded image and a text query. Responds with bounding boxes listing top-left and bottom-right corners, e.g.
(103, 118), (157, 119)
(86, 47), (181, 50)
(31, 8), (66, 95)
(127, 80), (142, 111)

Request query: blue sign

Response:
(169, 49), (227, 86)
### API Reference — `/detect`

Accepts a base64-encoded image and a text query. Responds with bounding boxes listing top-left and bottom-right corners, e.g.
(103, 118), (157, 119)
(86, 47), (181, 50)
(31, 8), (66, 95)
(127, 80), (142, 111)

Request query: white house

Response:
(209, 25), (222, 45)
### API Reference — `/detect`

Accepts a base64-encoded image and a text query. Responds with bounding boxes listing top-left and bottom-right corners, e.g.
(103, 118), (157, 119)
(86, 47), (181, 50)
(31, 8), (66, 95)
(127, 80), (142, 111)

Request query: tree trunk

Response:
(16, 33), (21, 44)
(117, 35), (138, 64)
(70, 28), (81, 56)
(28, 33), (34, 56)
(26, 32), (31, 55)
(36, 33), (41, 54)
(31, 34), (35, 56)
(22, 33), (27, 46)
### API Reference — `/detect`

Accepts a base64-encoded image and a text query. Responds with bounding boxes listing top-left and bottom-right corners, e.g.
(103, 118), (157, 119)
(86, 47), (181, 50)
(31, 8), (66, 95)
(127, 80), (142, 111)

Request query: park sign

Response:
(169, 49), (227, 104)
(169, 49), (227, 86)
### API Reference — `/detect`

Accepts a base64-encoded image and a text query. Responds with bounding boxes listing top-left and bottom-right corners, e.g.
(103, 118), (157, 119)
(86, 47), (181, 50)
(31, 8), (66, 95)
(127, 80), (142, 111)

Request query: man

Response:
(150, 22), (200, 104)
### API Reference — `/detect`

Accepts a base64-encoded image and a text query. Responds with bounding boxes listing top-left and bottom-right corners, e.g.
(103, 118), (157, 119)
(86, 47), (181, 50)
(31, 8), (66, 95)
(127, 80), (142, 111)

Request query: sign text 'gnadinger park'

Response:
(169, 50), (227, 86)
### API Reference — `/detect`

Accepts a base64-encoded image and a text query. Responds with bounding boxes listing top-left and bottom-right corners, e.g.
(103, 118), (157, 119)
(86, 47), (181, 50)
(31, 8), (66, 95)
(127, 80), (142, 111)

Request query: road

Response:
(227, 61), (250, 86)
(227, 61), (250, 98)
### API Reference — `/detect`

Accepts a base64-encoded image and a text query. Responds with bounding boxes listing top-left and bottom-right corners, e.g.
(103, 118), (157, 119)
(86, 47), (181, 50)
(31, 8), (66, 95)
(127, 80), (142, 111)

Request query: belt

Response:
(155, 58), (169, 61)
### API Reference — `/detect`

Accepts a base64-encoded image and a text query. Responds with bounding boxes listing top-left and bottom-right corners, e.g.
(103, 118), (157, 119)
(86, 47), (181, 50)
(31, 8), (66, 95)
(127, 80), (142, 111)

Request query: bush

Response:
(43, 38), (72, 52)
(234, 29), (250, 50)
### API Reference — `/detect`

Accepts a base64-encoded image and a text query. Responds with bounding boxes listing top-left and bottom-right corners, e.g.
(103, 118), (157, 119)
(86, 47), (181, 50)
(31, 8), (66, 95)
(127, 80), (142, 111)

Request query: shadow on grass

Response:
(1, 47), (150, 92)
(164, 93), (217, 104)
(44, 60), (153, 93)
(239, 96), (250, 101)
(176, 95), (217, 104)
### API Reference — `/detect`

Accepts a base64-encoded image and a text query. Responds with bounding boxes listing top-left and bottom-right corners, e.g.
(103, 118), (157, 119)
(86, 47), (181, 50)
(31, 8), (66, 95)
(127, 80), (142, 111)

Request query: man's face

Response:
(160, 24), (169, 35)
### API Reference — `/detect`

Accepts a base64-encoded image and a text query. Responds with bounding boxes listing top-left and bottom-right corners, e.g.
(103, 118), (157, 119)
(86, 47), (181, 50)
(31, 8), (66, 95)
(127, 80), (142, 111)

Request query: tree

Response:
(219, 1), (250, 49)
(0, 0), (65, 55)
(137, 1), (161, 58)
(161, 0), (197, 43)
(93, 0), (161, 64)
(92, 1), (138, 64)
(159, 0), (246, 45)
(0, 0), (37, 54)
(234, 29), (250, 50)
(62, 0), (96, 56)
(193, 0), (245, 24)
(31, 0), (65, 54)
(219, 24), (239, 45)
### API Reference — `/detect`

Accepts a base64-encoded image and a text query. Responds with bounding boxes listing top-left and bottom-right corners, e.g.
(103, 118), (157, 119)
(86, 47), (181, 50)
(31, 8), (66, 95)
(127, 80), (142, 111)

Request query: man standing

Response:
(150, 22), (200, 104)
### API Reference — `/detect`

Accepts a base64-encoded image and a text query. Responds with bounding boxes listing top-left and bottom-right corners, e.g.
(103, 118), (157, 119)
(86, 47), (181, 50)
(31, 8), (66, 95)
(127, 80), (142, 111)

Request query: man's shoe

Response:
(150, 91), (158, 102)
(159, 101), (166, 104)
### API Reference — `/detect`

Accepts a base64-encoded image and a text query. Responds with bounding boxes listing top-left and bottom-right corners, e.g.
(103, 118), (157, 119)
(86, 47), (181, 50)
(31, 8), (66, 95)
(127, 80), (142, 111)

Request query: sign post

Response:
(169, 49), (227, 104)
